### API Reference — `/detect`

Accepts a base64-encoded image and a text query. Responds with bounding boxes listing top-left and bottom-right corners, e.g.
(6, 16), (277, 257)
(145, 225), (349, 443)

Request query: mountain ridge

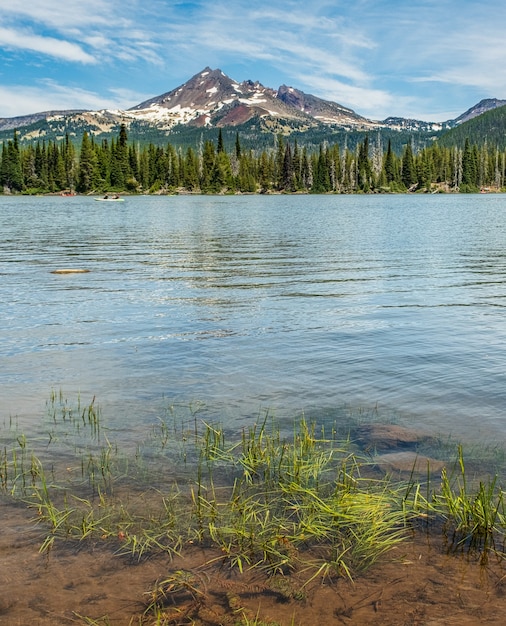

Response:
(0, 67), (504, 144)
(453, 98), (506, 124)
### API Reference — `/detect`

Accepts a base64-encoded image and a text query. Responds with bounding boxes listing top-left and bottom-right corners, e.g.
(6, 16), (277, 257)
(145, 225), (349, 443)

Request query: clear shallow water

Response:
(2, 193), (506, 443)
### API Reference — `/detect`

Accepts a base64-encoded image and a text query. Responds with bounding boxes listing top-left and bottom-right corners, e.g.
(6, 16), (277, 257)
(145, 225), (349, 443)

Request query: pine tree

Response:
(211, 150), (234, 192)
(311, 145), (331, 193)
(0, 144), (8, 189)
(401, 141), (417, 189)
(237, 152), (257, 192)
(416, 148), (432, 191)
(328, 144), (341, 192)
(301, 147), (311, 190)
(281, 142), (294, 191)
(275, 135), (285, 190)
(21, 145), (37, 189)
(461, 138), (478, 191)
(217, 128), (225, 154)
(258, 151), (271, 192)
(200, 141), (216, 192)
(165, 144), (180, 189)
(2, 130), (24, 191)
(62, 134), (77, 191)
(76, 132), (98, 192)
(96, 138), (111, 187)
(291, 140), (302, 190)
(183, 147), (199, 190)
(357, 135), (372, 192)
(48, 141), (65, 190)
(109, 124), (130, 188)
(235, 132), (242, 159)
(128, 144), (140, 189)
(139, 149), (150, 190)
(383, 139), (397, 184)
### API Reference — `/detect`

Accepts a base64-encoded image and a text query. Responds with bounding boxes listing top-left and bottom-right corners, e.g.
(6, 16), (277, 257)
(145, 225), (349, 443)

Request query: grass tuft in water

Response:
(189, 416), (410, 582)
(433, 445), (506, 552)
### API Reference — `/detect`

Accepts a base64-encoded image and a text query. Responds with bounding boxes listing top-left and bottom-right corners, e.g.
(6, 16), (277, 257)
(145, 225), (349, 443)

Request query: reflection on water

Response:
(1, 194), (506, 443)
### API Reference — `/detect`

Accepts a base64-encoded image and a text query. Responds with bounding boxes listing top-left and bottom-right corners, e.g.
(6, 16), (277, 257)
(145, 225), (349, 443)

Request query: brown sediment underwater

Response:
(2, 401), (506, 626)
(1, 499), (505, 626)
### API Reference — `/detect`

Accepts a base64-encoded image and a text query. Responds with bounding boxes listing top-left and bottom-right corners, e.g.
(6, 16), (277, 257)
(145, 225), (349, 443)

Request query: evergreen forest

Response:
(1, 124), (505, 195)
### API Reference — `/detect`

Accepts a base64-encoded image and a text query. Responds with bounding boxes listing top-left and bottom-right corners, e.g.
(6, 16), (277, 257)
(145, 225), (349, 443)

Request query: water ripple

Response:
(2, 194), (506, 442)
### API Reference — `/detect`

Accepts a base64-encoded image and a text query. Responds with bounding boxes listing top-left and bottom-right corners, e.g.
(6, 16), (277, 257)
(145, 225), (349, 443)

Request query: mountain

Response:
(0, 110), (88, 132)
(127, 67), (376, 130)
(453, 98), (506, 124)
(438, 102), (506, 149)
(0, 67), (503, 148)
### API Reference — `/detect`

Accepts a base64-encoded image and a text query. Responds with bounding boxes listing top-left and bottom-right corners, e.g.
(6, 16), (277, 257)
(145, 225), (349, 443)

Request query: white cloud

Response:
(0, 81), (146, 118)
(0, 27), (96, 63)
(157, 1), (374, 87)
(294, 74), (411, 120)
(1, 0), (506, 120)
(0, 1), (114, 29)
(413, 32), (506, 93)
(0, 1), (160, 66)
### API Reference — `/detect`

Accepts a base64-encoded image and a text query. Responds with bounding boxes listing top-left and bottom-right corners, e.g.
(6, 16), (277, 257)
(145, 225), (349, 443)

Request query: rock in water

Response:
(374, 451), (445, 475)
(354, 424), (433, 451)
(51, 269), (90, 274)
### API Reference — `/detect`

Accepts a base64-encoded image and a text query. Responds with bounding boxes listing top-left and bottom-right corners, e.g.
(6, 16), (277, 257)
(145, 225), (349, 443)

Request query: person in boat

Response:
(103, 194), (109, 199)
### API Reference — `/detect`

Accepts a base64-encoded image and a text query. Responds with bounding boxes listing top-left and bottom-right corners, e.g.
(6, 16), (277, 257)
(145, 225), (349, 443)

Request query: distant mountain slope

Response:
(0, 109), (88, 133)
(453, 98), (506, 124)
(438, 103), (506, 149)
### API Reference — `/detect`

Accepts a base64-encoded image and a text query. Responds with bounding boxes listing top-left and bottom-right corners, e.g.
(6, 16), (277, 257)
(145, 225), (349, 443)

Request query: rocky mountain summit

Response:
(127, 67), (375, 130)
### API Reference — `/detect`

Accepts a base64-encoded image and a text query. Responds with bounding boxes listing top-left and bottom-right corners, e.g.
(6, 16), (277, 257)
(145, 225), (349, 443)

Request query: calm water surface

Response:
(2, 193), (506, 443)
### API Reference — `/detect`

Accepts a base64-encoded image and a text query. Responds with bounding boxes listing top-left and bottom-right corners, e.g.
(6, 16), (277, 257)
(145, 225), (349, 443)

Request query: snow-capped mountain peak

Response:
(125, 67), (373, 130)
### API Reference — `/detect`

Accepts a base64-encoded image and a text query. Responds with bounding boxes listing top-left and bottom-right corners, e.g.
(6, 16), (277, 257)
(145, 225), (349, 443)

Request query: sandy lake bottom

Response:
(1, 499), (506, 626)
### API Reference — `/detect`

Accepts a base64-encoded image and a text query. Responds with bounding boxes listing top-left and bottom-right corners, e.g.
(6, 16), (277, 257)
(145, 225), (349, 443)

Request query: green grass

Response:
(433, 445), (506, 552)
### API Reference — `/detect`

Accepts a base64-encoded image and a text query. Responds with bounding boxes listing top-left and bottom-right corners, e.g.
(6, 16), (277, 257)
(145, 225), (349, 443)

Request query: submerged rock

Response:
(374, 451), (445, 475)
(354, 423), (433, 451)
(51, 268), (90, 274)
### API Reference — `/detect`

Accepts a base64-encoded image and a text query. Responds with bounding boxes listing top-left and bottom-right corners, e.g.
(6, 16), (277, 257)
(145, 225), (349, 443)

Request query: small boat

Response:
(95, 195), (125, 202)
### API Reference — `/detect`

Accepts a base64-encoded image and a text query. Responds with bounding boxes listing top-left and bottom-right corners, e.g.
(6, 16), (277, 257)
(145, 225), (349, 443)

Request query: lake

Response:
(2, 193), (506, 445)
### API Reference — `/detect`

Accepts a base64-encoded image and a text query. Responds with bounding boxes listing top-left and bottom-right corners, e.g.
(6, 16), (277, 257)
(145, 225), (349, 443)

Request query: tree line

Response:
(1, 125), (505, 195)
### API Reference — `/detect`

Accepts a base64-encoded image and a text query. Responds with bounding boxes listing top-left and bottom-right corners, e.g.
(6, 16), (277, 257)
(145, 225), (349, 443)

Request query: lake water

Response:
(2, 193), (506, 445)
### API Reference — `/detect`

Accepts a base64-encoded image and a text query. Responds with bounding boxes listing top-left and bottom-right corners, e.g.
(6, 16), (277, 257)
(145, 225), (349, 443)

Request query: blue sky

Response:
(0, 0), (505, 122)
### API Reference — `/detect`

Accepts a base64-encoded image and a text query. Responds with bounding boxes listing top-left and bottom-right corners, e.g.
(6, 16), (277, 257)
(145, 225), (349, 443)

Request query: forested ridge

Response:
(1, 124), (505, 195)
(438, 104), (506, 150)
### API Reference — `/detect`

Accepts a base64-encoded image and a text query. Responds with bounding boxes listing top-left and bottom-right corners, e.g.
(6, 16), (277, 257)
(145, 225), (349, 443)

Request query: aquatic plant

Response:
(188, 416), (410, 582)
(3, 393), (506, 624)
(433, 445), (506, 551)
